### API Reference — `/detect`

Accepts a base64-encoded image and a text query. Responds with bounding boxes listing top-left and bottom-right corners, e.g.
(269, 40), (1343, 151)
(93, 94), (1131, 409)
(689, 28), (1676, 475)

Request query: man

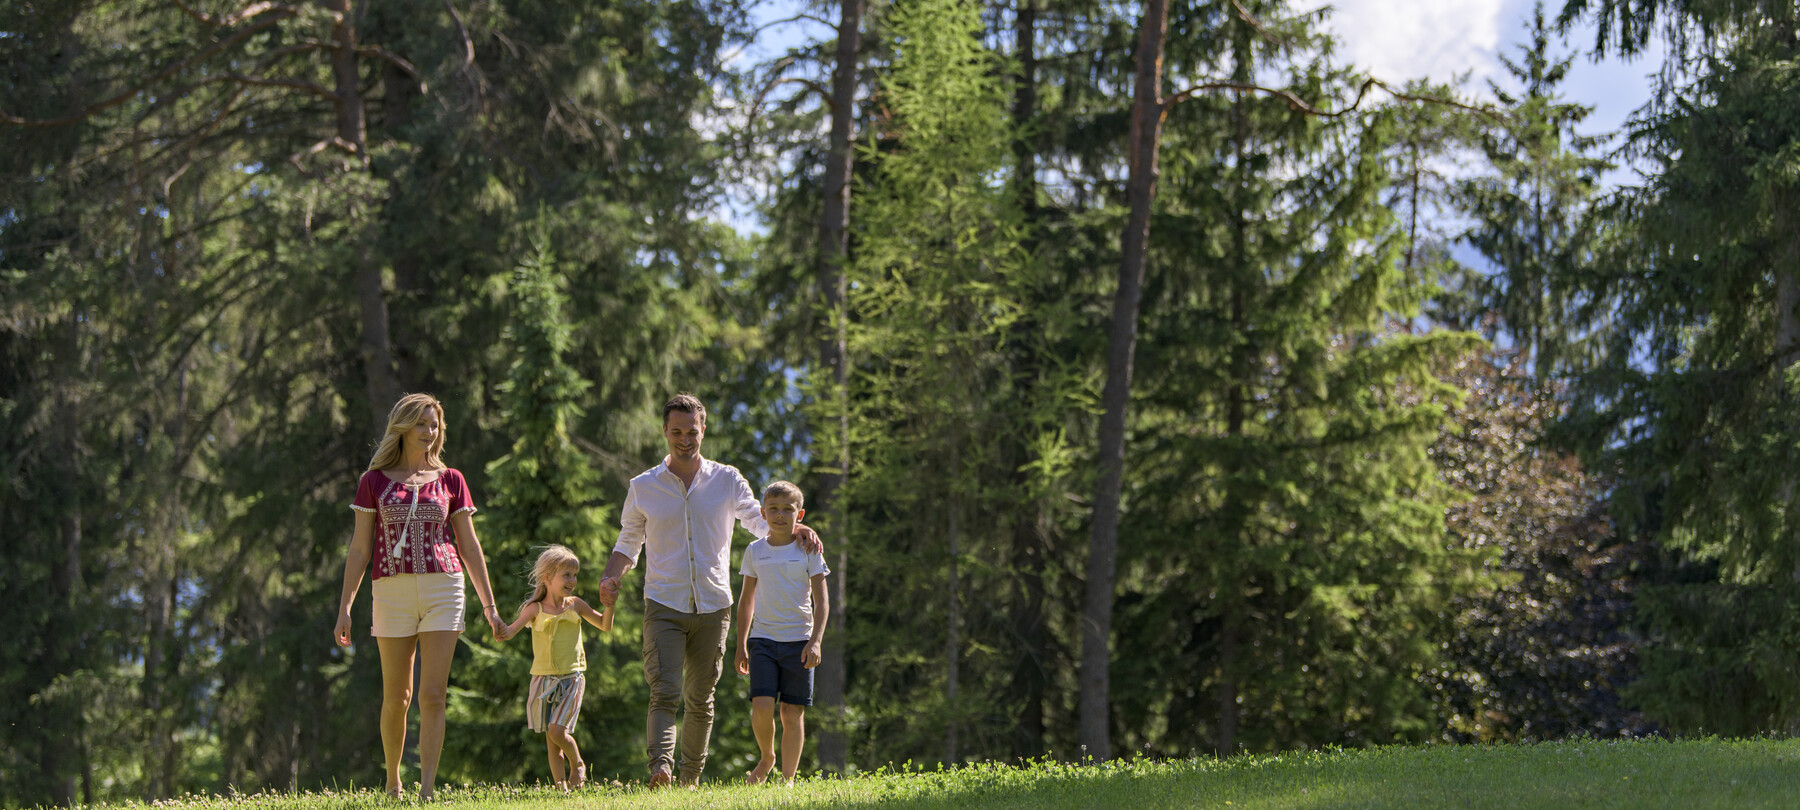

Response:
(597, 393), (822, 787)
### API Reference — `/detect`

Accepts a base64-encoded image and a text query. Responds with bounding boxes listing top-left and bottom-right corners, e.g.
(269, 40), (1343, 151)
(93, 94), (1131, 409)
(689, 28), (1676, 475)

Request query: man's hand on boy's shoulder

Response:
(802, 640), (822, 669)
(794, 524), (824, 555)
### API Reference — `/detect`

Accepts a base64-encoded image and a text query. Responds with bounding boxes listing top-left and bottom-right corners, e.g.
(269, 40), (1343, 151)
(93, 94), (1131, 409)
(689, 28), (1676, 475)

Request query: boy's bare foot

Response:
(384, 786), (403, 800)
(570, 763), (586, 790)
(747, 755), (775, 785)
(648, 765), (673, 789)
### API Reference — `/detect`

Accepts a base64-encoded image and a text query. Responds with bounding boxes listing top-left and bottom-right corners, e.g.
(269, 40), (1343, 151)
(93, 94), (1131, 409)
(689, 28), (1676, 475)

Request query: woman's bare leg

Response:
(376, 637), (419, 797)
(415, 630), (460, 800)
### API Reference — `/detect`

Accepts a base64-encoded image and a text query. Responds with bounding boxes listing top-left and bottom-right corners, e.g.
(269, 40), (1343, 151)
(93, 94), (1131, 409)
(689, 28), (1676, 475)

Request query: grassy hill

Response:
(82, 738), (1799, 810)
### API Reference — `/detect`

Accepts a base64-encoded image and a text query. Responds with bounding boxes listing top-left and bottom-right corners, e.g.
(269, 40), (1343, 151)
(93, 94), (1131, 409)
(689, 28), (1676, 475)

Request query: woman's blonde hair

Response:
(367, 393), (447, 472)
(518, 544), (581, 619)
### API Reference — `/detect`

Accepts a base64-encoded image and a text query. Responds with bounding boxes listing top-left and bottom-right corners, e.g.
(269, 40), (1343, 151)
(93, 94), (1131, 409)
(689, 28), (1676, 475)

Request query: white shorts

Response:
(371, 572), (466, 637)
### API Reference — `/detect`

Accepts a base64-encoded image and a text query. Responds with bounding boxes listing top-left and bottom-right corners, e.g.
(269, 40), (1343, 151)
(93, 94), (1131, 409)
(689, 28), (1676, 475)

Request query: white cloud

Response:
(1313, 0), (1510, 86)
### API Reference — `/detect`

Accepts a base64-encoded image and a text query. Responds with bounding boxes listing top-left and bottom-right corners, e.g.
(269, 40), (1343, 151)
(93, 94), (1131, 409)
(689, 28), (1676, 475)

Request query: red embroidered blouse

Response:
(351, 468), (477, 580)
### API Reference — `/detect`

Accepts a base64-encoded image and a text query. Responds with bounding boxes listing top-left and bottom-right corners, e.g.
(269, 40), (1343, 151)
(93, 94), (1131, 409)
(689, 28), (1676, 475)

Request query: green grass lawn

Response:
(98, 738), (1800, 809)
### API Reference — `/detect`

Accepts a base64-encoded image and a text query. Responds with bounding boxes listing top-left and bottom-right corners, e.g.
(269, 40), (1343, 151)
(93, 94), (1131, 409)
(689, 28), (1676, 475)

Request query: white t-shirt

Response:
(739, 537), (831, 642)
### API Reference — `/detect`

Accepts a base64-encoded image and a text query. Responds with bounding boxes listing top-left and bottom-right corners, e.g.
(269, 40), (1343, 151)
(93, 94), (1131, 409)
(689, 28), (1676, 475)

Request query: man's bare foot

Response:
(648, 765), (673, 789)
(746, 755), (775, 785)
(570, 763), (586, 790)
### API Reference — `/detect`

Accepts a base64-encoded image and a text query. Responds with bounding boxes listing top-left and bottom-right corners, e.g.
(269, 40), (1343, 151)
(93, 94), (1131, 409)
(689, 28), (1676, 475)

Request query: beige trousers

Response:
(641, 599), (730, 783)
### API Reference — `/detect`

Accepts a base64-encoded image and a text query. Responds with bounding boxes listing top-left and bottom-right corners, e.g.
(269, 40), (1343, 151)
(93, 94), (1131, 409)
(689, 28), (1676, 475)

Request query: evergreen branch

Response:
(0, 13), (297, 128)
(748, 11), (834, 39)
(168, 0), (317, 27)
(1164, 77), (1499, 121)
(1229, 0), (1284, 46)
(217, 73), (339, 100)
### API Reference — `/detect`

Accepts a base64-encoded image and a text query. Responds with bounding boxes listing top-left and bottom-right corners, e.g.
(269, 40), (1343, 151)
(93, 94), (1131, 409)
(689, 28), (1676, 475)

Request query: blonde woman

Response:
(333, 393), (503, 800)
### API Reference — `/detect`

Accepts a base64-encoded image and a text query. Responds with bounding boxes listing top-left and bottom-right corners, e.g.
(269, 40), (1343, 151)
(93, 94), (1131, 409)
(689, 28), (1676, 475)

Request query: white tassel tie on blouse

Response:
(390, 483), (423, 560)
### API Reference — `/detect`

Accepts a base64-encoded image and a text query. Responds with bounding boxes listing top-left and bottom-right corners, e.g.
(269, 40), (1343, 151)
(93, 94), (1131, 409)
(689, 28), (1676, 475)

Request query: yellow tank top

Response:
(530, 600), (586, 675)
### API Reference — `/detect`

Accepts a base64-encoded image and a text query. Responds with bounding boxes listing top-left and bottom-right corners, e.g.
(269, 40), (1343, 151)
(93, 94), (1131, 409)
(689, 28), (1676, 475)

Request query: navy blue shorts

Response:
(747, 637), (813, 706)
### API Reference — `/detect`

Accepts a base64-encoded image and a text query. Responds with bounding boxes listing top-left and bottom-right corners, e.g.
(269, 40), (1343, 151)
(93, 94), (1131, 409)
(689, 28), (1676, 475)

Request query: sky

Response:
(1318, 0), (1664, 141)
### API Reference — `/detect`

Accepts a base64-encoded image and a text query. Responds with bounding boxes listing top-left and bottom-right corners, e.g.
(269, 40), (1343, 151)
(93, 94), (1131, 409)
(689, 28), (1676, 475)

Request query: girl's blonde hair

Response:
(367, 393), (447, 472)
(518, 544), (581, 619)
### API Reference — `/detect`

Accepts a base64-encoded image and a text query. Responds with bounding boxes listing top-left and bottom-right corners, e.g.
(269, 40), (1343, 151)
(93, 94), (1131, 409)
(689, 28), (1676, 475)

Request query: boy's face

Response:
(760, 494), (804, 534)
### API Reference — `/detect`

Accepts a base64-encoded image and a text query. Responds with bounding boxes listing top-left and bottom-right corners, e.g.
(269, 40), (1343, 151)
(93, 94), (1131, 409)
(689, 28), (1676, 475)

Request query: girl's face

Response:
(551, 564), (579, 596)
(405, 407), (442, 456)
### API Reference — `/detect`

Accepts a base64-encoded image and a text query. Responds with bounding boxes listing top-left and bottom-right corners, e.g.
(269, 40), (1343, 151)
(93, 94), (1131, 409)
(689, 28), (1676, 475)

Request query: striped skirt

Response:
(526, 672), (585, 733)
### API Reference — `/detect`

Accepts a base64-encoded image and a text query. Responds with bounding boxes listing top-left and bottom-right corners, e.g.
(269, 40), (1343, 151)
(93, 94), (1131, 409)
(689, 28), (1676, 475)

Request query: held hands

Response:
(481, 605), (503, 638)
(794, 524), (824, 555)
(802, 640), (822, 669)
(597, 576), (621, 608)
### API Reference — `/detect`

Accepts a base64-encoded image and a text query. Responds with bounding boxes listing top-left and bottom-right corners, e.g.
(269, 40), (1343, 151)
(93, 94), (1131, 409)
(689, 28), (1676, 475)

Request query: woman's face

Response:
(404, 407), (442, 456)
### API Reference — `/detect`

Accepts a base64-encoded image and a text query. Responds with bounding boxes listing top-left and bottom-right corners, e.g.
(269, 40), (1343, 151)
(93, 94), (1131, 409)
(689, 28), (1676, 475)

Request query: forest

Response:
(4, 0), (1799, 804)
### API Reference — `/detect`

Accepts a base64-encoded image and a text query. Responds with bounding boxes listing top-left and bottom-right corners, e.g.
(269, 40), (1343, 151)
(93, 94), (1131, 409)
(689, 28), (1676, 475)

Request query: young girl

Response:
(496, 545), (612, 792)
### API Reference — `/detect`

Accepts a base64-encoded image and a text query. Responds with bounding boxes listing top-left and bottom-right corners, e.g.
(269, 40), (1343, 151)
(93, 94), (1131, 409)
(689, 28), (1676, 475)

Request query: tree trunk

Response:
(325, 0), (399, 428)
(945, 509), (960, 765)
(1081, 0), (1168, 762)
(812, 0), (862, 775)
(1007, 0), (1049, 759)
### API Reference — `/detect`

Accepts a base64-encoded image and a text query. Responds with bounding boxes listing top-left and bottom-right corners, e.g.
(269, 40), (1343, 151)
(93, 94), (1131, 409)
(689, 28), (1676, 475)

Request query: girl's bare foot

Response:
(746, 755), (775, 785)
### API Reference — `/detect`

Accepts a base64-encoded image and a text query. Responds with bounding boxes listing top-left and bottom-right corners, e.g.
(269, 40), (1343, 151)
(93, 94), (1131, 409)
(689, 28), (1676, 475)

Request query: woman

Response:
(333, 393), (504, 799)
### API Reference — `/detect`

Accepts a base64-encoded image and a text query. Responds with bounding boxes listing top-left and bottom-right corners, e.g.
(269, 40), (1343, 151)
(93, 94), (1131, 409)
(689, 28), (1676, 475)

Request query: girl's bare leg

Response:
(376, 637), (419, 798)
(544, 734), (567, 791)
(778, 703), (806, 783)
(415, 630), (460, 800)
(547, 724), (585, 789)
(747, 696), (777, 784)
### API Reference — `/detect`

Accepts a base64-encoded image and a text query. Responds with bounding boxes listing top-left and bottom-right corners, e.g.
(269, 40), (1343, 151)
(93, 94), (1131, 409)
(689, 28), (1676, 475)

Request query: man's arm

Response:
(599, 484), (646, 608)
(597, 551), (635, 608)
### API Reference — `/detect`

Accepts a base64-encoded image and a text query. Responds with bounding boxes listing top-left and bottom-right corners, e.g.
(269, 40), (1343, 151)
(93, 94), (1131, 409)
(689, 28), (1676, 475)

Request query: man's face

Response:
(664, 410), (704, 462)
(760, 494), (804, 534)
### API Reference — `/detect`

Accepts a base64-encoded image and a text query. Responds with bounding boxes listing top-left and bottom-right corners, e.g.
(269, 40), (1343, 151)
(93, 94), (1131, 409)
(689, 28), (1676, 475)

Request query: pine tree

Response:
(1553, 0), (1800, 733)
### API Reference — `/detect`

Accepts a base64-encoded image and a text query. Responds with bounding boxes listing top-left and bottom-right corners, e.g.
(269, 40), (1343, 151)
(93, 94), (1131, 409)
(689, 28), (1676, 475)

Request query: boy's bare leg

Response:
(747, 696), (777, 784)
(778, 703), (806, 783)
(375, 637), (419, 798)
(545, 734), (567, 792)
(547, 723), (586, 789)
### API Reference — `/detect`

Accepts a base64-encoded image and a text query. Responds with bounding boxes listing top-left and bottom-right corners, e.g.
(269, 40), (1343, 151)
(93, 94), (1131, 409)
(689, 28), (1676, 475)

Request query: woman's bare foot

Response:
(570, 763), (587, 790)
(746, 755), (775, 785)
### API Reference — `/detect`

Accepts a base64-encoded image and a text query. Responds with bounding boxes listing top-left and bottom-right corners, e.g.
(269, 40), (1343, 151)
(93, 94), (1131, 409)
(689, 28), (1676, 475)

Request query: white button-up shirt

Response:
(612, 456), (768, 614)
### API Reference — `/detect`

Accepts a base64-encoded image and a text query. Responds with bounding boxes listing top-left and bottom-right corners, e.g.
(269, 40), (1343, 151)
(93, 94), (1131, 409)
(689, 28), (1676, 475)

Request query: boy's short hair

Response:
(662, 393), (706, 427)
(762, 480), (804, 509)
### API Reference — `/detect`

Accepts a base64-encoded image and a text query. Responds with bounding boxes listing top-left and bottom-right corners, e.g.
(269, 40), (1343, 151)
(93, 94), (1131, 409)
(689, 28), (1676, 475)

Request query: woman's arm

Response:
(451, 511), (502, 634)
(335, 511), (377, 646)
(497, 601), (538, 641)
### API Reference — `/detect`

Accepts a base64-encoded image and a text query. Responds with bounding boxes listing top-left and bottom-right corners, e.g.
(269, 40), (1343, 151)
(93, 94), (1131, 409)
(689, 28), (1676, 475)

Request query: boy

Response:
(734, 480), (831, 785)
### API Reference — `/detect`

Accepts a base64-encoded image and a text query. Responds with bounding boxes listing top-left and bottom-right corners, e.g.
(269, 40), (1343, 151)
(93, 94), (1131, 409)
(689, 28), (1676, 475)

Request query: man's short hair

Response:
(762, 480), (805, 509)
(662, 393), (707, 427)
